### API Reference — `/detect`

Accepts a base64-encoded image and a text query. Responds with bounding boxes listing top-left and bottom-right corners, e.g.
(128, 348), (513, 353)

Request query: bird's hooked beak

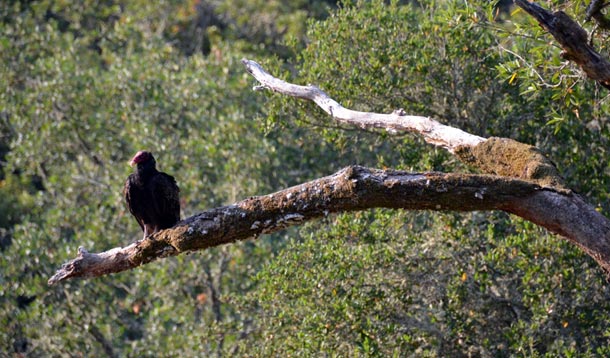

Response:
(129, 150), (146, 167)
(129, 150), (153, 168)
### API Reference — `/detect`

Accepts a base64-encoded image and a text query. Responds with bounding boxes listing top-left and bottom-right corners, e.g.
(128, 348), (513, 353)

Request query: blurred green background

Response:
(2, 0), (610, 356)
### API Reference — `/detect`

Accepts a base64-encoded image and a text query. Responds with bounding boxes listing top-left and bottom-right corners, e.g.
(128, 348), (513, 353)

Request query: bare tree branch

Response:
(242, 59), (568, 191)
(239, 59), (610, 275)
(48, 166), (610, 284)
(46, 168), (541, 284)
(515, 0), (610, 89)
(242, 60), (485, 151)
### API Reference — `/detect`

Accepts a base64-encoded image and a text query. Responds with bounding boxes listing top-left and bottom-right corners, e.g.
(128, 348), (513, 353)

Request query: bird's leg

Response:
(143, 226), (149, 241)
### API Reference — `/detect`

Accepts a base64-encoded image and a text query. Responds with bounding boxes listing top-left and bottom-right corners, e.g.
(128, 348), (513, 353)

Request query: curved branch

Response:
(239, 59), (610, 275)
(51, 166), (610, 285)
(242, 60), (485, 151)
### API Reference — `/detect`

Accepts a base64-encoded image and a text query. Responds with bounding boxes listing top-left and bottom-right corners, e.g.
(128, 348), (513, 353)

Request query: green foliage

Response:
(270, 1), (516, 135)
(0, 0), (331, 355)
(240, 0), (610, 356)
(2, 0), (610, 356)
(493, 1), (610, 210)
(242, 211), (610, 357)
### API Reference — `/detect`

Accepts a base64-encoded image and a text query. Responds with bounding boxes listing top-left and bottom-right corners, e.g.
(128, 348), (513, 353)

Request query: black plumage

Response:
(124, 151), (180, 239)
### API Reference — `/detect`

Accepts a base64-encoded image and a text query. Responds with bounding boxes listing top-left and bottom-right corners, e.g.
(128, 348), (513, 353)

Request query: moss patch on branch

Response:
(455, 137), (570, 193)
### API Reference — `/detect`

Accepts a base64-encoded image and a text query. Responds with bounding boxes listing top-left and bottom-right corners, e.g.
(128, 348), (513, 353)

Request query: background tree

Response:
(2, 0), (610, 357)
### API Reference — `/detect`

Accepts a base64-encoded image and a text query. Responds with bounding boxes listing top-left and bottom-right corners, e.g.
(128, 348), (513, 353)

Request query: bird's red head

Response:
(129, 151), (154, 167)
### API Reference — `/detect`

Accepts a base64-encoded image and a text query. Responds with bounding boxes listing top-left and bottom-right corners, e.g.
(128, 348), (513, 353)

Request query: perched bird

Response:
(124, 151), (180, 240)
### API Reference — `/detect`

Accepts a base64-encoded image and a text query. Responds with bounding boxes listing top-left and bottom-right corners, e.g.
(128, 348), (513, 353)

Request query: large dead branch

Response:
(48, 166), (610, 284)
(515, 0), (610, 89)
(49, 59), (610, 285)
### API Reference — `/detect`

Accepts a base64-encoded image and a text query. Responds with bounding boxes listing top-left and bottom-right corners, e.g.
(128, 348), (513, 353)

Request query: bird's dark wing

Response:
(124, 174), (145, 231)
(149, 172), (181, 228)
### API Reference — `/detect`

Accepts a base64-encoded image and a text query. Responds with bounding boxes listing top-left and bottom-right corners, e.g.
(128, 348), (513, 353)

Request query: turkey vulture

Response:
(124, 151), (180, 239)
